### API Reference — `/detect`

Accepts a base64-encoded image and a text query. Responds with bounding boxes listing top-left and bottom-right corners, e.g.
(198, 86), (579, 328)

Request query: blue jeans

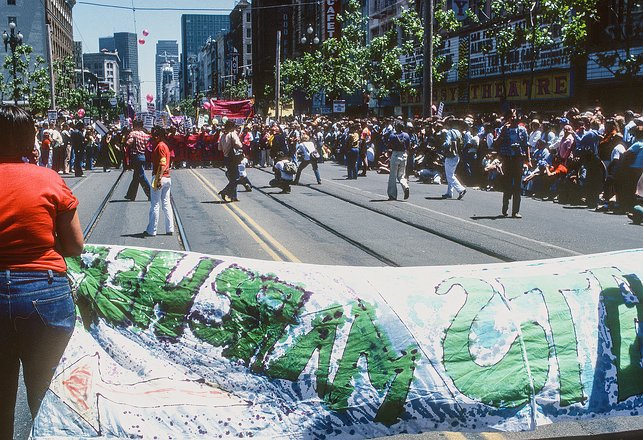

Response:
(0, 271), (75, 440)
(126, 153), (151, 200)
(220, 155), (239, 200)
(346, 147), (359, 179)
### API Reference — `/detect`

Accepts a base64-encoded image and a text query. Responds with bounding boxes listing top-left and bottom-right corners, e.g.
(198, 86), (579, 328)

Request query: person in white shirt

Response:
(271, 154), (296, 193)
(527, 119), (542, 155)
(293, 133), (321, 185)
(236, 157), (252, 192)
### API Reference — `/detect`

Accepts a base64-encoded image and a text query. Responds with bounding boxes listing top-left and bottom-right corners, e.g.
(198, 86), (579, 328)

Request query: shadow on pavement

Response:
(121, 232), (147, 238)
(470, 215), (511, 220)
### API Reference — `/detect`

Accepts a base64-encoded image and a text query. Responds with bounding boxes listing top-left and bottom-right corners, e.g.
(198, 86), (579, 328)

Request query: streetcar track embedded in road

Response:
(252, 167), (515, 263)
(171, 195), (191, 252)
(83, 170), (126, 240)
(242, 169), (401, 267)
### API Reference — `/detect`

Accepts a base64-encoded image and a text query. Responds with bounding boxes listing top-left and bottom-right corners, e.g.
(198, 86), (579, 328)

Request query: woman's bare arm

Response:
(56, 209), (84, 257)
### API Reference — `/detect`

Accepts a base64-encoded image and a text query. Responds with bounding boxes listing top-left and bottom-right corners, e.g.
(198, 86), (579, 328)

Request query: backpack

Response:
(444, 129), (463, 158)
(283, 161), (297, 174)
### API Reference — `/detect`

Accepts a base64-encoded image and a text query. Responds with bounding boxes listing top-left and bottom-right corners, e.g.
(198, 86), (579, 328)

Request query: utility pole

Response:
(46, 23), (56, 110)
(422, 0), (434, 117)
(275, 30), (281, 121)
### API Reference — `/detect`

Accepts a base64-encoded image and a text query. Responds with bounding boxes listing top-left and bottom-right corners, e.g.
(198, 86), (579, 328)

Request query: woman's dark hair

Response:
(0, 105), (35, 158)
(150, 125), (166, 139)
(224, 119), (236, 131)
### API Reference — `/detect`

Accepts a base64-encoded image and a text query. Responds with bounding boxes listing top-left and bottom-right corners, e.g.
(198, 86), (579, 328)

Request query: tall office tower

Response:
(113, 32), (139, 106)
(180, 14), (229, 98)
(98, 36), (115, 52)
(155, 40), (179, 109)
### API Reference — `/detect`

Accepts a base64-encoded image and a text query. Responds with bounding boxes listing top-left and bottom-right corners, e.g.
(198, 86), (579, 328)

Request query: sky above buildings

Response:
(73, 0), (236, 99)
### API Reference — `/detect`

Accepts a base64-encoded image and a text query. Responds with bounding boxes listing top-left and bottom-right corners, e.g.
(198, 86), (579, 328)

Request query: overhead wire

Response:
(76, 0), (322, 12)
(131, 0), (138, 35)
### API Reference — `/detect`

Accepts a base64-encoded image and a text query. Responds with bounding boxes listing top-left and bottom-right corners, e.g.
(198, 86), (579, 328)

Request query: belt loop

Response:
(47, 269), (54, 284)
(5, 269), (10, 285)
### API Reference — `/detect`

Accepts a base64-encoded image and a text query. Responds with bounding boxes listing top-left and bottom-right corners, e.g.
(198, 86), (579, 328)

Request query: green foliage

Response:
(29, 56), (52, 116)
(281, 0), (461, 102)
(1, 45), (53, 115)
(3, 45), (33, 104)
(53, 56), (90, 112)
(591, 0), (642, 84)
(484, 0), (598, 99)
(175, 97), (199, 119)
(486, 0), (597, 61)
(222, 78), (251, 100)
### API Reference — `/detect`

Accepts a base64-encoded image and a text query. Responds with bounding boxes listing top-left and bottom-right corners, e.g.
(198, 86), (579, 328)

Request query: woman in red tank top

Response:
(0, 106), (84, 439)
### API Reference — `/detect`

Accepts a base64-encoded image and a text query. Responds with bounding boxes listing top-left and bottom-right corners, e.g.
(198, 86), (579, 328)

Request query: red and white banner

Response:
(209, 99), (254, 120)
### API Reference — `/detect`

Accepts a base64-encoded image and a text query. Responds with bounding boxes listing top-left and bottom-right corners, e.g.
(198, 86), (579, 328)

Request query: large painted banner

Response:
(209, 99), (254, 120)
(32, 246), (643, 438)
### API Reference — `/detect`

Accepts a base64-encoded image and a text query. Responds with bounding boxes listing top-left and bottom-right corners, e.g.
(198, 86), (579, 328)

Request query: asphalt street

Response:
(14, 162), (643, 439)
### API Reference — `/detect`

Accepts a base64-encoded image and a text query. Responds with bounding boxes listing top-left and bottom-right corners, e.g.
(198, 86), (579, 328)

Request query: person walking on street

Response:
(0, 106), (84, 440)
(124, 120), (151, 201)
(496, 109), (530, 218)
(48, 122), (64, 173)
(345, 122), (360, 179)
(294, 133), (322, 184)
(387, 120), (411, 200)
(236, 156), (253, 192)
(359, 120), (371, 176)
(61, 122), (72, 174)
(440, 120), (467, 200)
(145, 126), (174, 237)
(218, 119), (243, 202)
(70, 121), (85, 177)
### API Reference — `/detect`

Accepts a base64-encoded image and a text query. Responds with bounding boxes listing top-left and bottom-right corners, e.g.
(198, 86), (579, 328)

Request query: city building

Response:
(228, 0), (252, 85)
(180, 13), (230, 99)
(394, 0), (642, 116)
(83, 50), (120, 93)
(214, 32), (236, 97)
(160, 61), (178, 111)
(0, 0), (74, 102)
(98, 32), (140, 109)
(46, 0), (75, 60)
(155, 40), (179, 110)
(0, 0), (47, 72)
(98, 35), (115, 52)
(252, 0), (320, 112)
(196, 37), (217, 96)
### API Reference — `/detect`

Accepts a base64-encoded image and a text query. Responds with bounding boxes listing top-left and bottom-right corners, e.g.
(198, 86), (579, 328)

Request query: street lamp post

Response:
(300, 25), (320, 47)
(3, 22), (24, 105)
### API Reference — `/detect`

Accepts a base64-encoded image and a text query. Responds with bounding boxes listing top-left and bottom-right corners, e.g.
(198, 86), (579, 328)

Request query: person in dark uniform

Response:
(496, 108), (530, 218)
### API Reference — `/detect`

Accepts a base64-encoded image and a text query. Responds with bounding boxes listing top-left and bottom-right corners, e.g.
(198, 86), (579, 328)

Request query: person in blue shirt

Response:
(573, 117), (601, 157)
(496, 108), (530, 218)
(387, 120), (411, 200)
(573, 117), (604, 208)
(618, 121), (643, 213)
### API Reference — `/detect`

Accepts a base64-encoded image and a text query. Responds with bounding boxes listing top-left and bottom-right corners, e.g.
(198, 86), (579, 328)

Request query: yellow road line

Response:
(443, 433), (469, 440)
(481, 433), (506, 440)
(191, 170), (301, 263)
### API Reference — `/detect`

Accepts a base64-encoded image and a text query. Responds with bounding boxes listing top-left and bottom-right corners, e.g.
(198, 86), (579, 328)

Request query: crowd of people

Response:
(28, 104), (643, 223)
(2, 102), (642, 438)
